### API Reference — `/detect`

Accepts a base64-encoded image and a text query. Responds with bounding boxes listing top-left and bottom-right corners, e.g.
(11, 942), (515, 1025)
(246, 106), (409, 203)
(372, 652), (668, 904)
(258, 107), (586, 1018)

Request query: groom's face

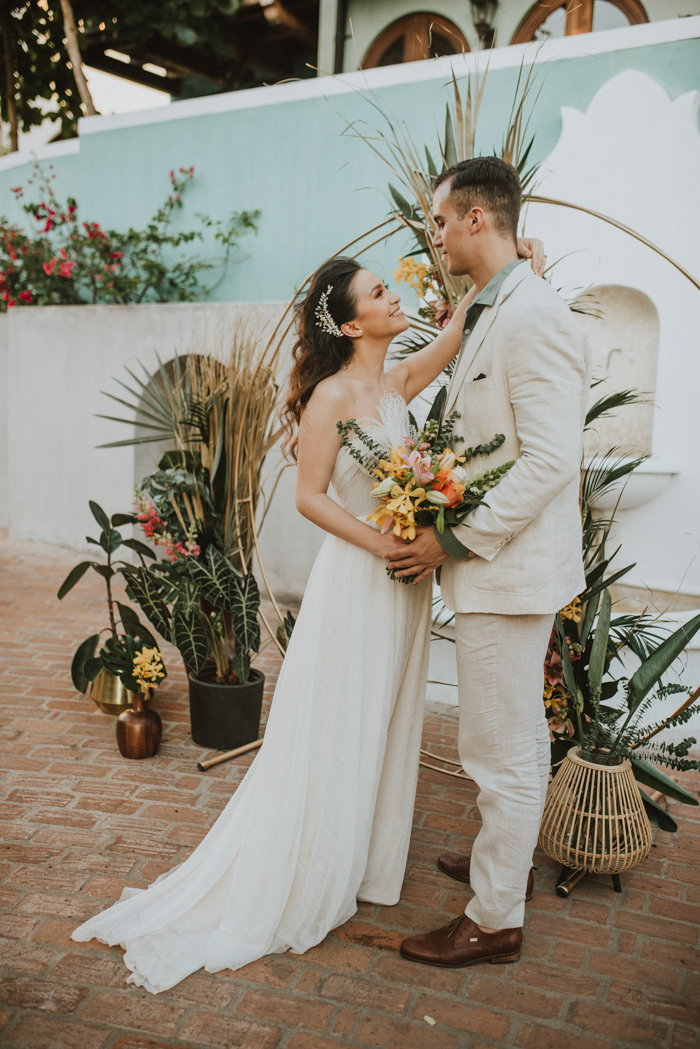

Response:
(432, 180), (475, 277)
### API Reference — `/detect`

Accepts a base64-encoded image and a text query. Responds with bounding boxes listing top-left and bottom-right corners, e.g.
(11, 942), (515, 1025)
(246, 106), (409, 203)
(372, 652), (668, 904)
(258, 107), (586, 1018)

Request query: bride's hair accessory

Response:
(315, 285), (343, 337)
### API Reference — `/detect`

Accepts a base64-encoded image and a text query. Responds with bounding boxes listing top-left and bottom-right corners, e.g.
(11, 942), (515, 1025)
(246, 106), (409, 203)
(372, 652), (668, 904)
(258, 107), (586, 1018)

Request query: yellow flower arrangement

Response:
(365, 445), (468, 541)
(132, 647), (166, 693)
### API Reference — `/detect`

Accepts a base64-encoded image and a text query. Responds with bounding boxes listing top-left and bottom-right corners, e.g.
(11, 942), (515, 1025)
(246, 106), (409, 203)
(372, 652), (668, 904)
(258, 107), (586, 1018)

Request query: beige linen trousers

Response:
(441, 265), (592, 930)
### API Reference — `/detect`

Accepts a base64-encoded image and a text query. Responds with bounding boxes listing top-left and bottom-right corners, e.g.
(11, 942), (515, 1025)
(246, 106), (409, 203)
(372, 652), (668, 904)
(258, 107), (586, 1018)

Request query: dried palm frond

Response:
(339, 57), (544, 317)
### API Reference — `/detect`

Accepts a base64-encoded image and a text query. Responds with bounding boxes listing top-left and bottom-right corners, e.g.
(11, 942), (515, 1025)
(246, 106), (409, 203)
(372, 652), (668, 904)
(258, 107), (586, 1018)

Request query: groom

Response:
(387, 157), (591, 967)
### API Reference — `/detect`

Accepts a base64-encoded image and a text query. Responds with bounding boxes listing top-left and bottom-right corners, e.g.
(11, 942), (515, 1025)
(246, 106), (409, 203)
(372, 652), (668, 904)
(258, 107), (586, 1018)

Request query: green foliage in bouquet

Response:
(338, 385), (513, 582)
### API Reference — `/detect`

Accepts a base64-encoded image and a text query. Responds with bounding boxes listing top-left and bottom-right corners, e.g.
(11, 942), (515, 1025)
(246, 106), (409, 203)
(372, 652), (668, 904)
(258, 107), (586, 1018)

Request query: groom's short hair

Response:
(435, 157), (521, 241)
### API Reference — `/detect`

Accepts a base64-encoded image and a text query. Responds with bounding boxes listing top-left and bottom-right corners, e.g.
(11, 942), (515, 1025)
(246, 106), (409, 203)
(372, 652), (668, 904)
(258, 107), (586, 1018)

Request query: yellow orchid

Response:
(560, 597), (582, 623)
(132, 647), (166, 692)
(393, 257), (432, 296)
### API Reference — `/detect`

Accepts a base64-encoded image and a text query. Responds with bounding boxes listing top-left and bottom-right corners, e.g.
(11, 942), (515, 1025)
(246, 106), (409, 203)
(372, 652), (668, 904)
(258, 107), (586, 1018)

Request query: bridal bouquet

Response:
(337, 388), (514, 581)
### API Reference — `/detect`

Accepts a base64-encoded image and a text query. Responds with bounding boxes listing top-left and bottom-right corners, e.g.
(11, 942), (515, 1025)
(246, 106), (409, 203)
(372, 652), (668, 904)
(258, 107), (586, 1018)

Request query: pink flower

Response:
(59, 261), (74, 278)
(404, 450), (434, 486)
(175, 541), (200, 558)
(547, 716), (575, 741)
(433, 296), (454, 329)
(43, 259), (57, 276)
(544, 650), (563, 686)
(18, 289), (32, 303)
(380, 515), (394, 534)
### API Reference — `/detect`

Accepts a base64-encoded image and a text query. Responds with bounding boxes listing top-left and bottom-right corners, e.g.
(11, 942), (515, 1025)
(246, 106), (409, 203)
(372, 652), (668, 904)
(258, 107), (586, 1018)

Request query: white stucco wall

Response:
(527, 69), (700, 602)
(5, 302), (326, 603)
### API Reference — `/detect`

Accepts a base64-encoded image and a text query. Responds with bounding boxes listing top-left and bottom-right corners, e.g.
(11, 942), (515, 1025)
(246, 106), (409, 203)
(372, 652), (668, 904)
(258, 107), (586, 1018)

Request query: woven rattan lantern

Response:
(539, 747), (653, 874)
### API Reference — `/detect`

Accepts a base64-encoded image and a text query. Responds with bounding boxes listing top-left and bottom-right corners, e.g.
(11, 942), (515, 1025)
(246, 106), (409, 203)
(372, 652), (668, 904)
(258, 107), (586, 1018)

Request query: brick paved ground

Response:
(1, 528), (699, 1049)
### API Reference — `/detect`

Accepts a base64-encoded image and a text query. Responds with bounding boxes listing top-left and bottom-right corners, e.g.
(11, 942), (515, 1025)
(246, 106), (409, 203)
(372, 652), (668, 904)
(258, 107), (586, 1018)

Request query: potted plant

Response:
(57, 500), (163, 714)
(125, 545), (265, 750)
(94, 339), (295, 748)
(540, 584), (700, 875)
(540, 384), (700, 835)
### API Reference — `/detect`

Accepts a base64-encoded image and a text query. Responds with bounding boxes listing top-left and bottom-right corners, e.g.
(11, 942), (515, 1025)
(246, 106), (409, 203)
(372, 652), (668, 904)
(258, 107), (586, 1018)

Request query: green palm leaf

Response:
(627, 612), (700, 714)
(588, 589), (611, 706)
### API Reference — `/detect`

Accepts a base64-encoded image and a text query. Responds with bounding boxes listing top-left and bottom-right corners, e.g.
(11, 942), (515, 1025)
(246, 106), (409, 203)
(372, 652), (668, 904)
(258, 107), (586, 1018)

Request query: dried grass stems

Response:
(334, 56), (542, 313)
(175, 327), (283, 579)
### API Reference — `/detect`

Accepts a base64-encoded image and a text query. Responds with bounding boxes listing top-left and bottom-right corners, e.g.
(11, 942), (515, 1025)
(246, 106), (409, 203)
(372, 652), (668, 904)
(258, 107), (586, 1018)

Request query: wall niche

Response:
(575, 285), (659, 458)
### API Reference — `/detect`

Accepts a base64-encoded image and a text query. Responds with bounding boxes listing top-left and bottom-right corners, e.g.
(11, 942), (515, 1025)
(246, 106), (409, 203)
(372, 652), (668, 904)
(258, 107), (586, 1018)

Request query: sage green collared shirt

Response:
(436, 258), (525, 560)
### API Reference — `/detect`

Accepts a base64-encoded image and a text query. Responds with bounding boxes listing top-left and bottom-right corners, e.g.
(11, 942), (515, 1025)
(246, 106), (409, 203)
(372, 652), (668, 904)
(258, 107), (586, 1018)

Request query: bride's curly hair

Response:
(281, 256), (361, 460)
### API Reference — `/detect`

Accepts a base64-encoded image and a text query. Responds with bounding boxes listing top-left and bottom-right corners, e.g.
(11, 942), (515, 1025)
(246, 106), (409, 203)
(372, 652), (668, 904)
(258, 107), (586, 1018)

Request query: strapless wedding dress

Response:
(72, 392), (432, 993)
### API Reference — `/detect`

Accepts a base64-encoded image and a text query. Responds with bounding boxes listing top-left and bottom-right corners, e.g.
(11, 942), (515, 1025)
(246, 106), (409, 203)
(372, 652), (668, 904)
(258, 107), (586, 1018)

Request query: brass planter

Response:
(90, 669), (138, 717)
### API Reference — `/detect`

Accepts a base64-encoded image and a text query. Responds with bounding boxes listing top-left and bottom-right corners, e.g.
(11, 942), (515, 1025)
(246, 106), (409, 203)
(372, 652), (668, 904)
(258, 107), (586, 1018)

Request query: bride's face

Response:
(342, 269), (409, 341)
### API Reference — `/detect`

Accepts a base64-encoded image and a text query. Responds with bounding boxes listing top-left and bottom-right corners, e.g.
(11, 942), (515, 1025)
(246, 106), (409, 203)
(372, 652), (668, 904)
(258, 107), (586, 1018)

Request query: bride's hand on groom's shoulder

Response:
(516, 237), (546, 277)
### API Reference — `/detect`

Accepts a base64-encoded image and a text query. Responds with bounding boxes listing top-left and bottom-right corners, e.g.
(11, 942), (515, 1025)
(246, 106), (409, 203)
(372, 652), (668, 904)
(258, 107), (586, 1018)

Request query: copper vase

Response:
(116, 693), (162, 759)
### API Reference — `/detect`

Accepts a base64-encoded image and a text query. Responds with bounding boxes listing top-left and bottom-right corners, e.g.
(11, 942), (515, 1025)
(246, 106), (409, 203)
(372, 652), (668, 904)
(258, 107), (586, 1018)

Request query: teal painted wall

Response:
(2, 36), (699, 304)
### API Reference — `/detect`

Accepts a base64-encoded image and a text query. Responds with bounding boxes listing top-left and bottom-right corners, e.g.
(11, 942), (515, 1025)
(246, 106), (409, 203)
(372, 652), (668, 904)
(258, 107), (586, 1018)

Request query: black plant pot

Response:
(188, 668), (265, 750)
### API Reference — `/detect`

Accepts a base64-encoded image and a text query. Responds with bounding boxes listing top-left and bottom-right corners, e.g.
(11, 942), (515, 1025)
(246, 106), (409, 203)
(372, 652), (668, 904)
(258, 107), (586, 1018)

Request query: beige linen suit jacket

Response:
(439, 265), (592, 615)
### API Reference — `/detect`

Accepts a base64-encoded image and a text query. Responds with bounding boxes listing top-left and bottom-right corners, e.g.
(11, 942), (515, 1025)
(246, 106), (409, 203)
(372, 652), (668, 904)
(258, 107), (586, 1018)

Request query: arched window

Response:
(511, 0), (647, 45)
(363, 13), (469, 70)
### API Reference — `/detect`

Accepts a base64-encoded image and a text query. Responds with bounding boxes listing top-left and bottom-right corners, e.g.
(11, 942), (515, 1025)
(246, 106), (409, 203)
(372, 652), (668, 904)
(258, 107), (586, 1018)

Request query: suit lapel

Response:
(446, 266), (531, 414)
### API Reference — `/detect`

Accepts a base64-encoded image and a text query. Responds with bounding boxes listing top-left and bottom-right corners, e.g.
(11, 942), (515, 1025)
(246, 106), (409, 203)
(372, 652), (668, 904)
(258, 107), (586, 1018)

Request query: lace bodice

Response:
(330, 390), (412, 519)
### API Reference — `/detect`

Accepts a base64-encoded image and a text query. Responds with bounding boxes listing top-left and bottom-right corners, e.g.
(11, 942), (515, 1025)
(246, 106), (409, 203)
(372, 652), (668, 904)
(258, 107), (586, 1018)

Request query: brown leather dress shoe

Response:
(400, 914), (522, 968)
(437, 852), (535, 902)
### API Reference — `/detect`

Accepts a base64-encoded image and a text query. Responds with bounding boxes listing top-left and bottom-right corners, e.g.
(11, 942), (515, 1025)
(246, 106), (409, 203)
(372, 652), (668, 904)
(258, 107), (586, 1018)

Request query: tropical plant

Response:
(98, 326), (281, 573)
(56, 500), (163, 693)
(94, 215), (409, 659)
(342, 55), (700, 810)
(94, 338), (273, 683)
(552, 585), (700, 832)
(1, 162), (258, 309)
(539, 385), (700, 832)
(122, 543), (261, 685)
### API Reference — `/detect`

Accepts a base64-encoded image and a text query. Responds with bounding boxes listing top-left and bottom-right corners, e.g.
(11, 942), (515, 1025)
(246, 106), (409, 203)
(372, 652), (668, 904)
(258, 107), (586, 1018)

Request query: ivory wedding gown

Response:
(72, 392), (433, 993)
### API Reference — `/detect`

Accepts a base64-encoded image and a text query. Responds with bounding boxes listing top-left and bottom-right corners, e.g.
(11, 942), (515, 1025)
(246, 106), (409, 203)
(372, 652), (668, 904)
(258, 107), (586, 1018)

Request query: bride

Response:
(72, 240), (544, 993)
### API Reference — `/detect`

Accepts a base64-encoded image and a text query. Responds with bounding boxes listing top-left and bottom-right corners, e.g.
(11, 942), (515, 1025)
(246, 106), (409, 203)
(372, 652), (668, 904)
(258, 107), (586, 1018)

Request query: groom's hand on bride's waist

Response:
(386, 527), (450, 584)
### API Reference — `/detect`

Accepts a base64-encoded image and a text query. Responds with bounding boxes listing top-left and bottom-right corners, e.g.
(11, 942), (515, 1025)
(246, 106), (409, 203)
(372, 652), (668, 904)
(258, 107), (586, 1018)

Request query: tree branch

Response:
(59, 0), (97, 117)
(0, 5), (19, 151)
